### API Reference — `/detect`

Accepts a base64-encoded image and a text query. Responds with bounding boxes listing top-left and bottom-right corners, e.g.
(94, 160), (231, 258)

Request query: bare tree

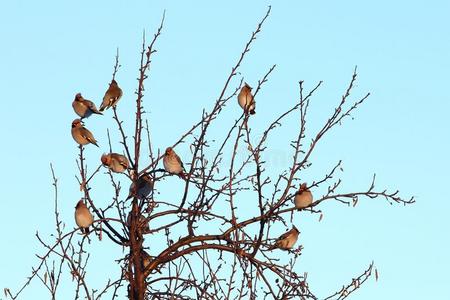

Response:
(5, 7), (414, 300)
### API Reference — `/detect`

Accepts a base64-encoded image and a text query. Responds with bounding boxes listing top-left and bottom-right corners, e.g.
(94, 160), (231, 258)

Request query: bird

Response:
(71, 119), (99, 147)
(141, 250), (152, 269)
(127, 174), (153, 200)
(101, 153), (129, 173)
(99, 79), (123, 111)
(141, 250), (154, 277)
(75, 200), (94, 234)
(269, 227), (300, 250)
(72, 93), (103, 119)
(163, 147), (186, 179)
(294, 183), (313, 209)
(126, 212), (150, 233)
(237, 82), (255, 115)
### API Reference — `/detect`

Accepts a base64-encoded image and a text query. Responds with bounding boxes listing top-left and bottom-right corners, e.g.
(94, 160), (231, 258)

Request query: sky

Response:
(1, 0), (449, 299)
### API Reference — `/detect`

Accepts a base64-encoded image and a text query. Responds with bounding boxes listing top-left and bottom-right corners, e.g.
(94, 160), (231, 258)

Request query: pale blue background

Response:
(1, 1), (449, 299)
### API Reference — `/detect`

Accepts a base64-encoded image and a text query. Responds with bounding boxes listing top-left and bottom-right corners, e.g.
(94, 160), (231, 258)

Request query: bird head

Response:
(101, 154), (110, 165)
(75, 200), (84, 209)
(141, 174), (152, 182)
(74, 93), (82, 101)
(299, 183), (308, 191)
(111, 79), (117, 85)
(165, 147), (173, 155)
(293, 226), (299, 233)
(244, 82), (252, 90)
(72, 119), (82, 128)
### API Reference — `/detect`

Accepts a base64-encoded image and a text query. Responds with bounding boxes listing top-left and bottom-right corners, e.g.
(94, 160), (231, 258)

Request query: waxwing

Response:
(269, 226), (300, 250)
(237, 83), (255, 115)
(72, 93), (102, 118)
(294, 183), (313, 209)
(101, 153), (129, 173)
(163, 147), (186, 179)
(75, 200), (94, 234)
(71, 119), (99, 147)
(99, 79), (123, 111)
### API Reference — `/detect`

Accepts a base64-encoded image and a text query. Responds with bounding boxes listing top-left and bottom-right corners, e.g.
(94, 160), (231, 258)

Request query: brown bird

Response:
(142, 250), (152, 267)
(127, 174), (153, 200)
(126, 212), (150, 233)
(101, 153), (129, 173)
(75, 200), (94, 234)
(72, 93), (102, 119)
(99, 79), (123, 111)
(71, 119), (99, 147)
(269, 227), (300, 250)
(163, 147), (186, 179)
(237, 82), (255, 115)
(294, 183), (313, 209)
(141, 250), (153, 276)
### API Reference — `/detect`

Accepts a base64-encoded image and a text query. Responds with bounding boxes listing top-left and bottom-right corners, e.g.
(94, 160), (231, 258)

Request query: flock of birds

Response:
(71, 79), (313, 251)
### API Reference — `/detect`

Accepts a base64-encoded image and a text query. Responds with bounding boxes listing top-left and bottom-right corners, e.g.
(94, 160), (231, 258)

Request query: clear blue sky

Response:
(1, 1), (449, 299)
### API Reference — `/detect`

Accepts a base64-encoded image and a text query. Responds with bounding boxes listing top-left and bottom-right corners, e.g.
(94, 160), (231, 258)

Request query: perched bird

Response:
(101, 153), (129, 173)
(99, 79), (123, 111)
(237, 82), (255, 115)
(126, 212), (150, 233)
(141, 250), (153, 276)
(72, 93), (102, 119)
(127, 174), (153, 200)
(163, 147), (186, 179)
(75, 200), (94, 234)
(71, 119), (99, 147)
(294, 183), (313, 209)
(141, 250), (152, 269)
(269, 227), (300, 250)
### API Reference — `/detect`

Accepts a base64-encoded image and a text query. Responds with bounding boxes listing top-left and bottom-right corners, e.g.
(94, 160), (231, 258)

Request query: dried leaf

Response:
(79, 180), (86, 192)
(247, 279), (252, 288)
(375, 268), (379, 282)
(44, 272), (47, 284)
(70, 270), (77, 281)
(319, 213), (323, 222)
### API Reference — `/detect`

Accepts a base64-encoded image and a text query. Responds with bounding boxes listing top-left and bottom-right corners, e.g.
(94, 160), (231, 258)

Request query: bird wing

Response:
(85, 99), (102, 114)
(112, 154), (128, 168)
(100, 87), (118, 110)
(99, 96), (110, 111)
(80, 128), (98, 146)
(118, 156), (129, 168)
(175, 154), (184, 169)
(138, 176), (151, 189)
(110, 87), (123, 106)
(277, 229), (293, 241)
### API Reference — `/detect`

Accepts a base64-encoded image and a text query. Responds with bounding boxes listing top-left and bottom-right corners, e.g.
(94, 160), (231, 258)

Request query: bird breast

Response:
(294, 191), (313, 209)
(71, 128), (89, 145)
(285, 236), (297, 249)
(238, 92), (254, 109)
(75, 209), (93, 228)
(279, 234), (298, 250)
(164, 156), (183, 174)
(73, 101), (90, 118)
